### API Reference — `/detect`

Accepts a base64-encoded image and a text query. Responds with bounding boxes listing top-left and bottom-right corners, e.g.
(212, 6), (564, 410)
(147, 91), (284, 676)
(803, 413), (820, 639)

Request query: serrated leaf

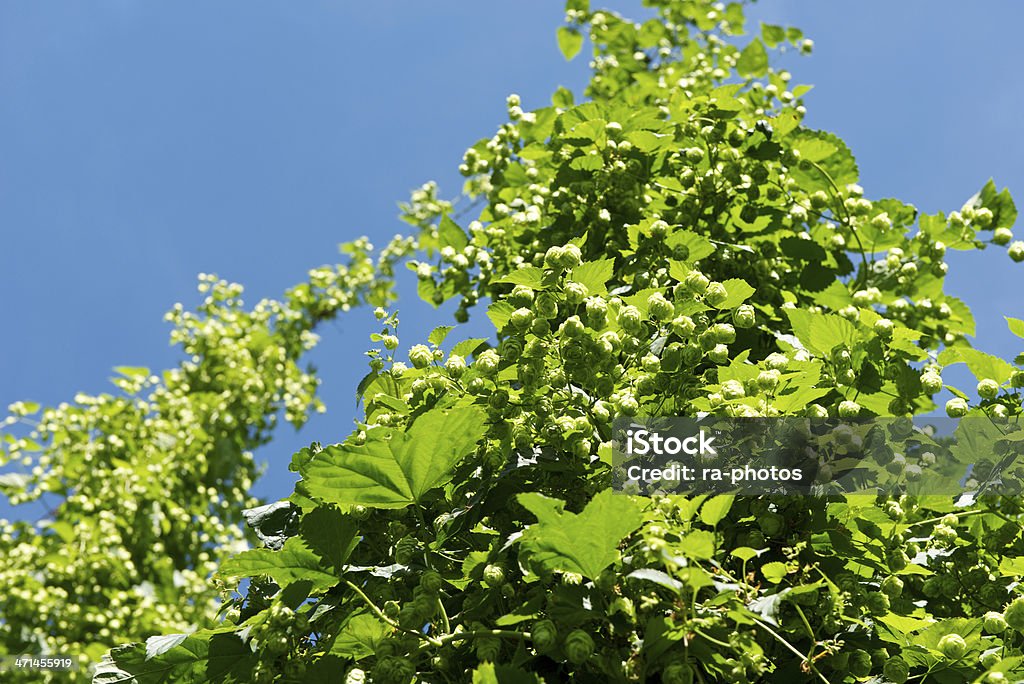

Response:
(428, 326), (454, 347)
(144, 634), (189, 660)
(517, 490), (643, 579)
(938, 347), (1015, 384)
(300, 505), (359, 571)
(761, 23), (786, 48)
(667, 229), (716, 261)
(557, 27), (584, 60)
(487, 301), (516, 330)
(736, 38), (768, 78)
(710, 278), (756, 309)
(300, 406), (487, 509)
(219, 536), (337, 591)
(494, 267), (546, 289)
(569, 258), (615, 295)
(330, 612), (393, 660)
(1008, 317), (1024, 339)
(96, 633), (255, 684)
(699, 494), (735, 527)
(680, 529), (716, 560)
(438, 214), (468, 250)
(451, 338), (489, 359)
(784, 309), (859, 356)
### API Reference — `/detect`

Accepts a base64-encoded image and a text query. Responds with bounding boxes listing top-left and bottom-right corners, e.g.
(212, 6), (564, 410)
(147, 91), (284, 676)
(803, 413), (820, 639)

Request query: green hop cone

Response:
(510, 307), (534, 330)
(409, 344), (434, 369)
(732, 304), (756, 328)
(882, 656), (909, 684)
(564, 629), (594, 665)
(373, 656), (415, 684)
(564, 281), (588, 306)
(671, 315), (696, 338)
(865, 591), (890, 616)
(921, 372), (943, 395)
(535, 291), (559, 319)
(1009, 241), (1024, 262)
(1004, 597), (1024, 632)
(619, 305), (644, 335)
(937, 633), (967, 660)
(886, 549), (910, 572)
(662, 661), (694, 684)
(704, 281), (728, 307)
(848, 649), (872, 678)
(838, 400), (861, 418)
(710, 322), (736, 344)
(984, 610), (1008, 634)
(993, 227), (1014, 245)
(509, 284), (535, 307)
(945, 397), (969, 418)
(874, 317), (894, 338)
(647, 292), (674, 320)
(420, 571), (443, 595)
(531, 619), (558, 652)
(482, 564), (506, 588)
(881, 575), (904, 599)
(684, 270), (710, 294)
(977, 378), (1000, 399)
(559, 315), (585, 338)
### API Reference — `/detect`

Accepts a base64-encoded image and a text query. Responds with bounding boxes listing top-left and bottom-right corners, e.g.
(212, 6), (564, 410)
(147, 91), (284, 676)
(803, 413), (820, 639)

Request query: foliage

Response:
(0, 238), (412, 682)
(3, 0), (1024, 682)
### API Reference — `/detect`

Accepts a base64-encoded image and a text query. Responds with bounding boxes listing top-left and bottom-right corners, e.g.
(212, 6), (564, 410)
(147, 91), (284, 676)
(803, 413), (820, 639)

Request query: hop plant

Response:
(564, 629), (594, 665)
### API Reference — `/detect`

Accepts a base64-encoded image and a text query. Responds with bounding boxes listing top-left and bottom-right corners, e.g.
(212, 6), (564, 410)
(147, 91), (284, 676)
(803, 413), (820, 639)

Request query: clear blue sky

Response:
(2, 1), (1022, 512)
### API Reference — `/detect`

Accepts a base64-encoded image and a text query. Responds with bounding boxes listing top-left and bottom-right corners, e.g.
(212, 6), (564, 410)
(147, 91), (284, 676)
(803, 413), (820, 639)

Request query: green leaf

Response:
(451, 338), (489, 359)
(965, 178), (1018, 231)
(518, 490), (643, 579)
(557, 27), (584, 60)
(113, 366), (150, 380)
(938, 347), (1015, 384)
(1007, 317), (1024, 339)
(627, 568), (684, 593)
(667, 229), (716, 261)
(218, 536), (337, 591)
(300, 506), (359, 571)
(569, 258), (615, 295)
(487, 301), (516, 330)
(784, 309), (859, 356)
(95, 633), (255, 684)
(438, 214), (468, 250)
(494, 267), (546, 289)
(699, 494), (735, 527)
(552, 86), (574, 109)
(788, 129), (859, 189)
(680, 530), (716, 560)
(330, 612), (393, 660)
(709, 278), (756, 309)
(300, 406), (487, 509)
(428, 326), (454, 346)
(762, 561), (789, 583)
(472, 662), (542, 684)
(736, 38), (768, 78)
(760, 23), (786, 48)
(731, 547), (759, 562)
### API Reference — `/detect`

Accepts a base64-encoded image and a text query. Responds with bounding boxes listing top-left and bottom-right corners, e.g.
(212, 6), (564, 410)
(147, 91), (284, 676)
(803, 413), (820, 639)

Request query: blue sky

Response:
(1, 1), (1022, 511)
